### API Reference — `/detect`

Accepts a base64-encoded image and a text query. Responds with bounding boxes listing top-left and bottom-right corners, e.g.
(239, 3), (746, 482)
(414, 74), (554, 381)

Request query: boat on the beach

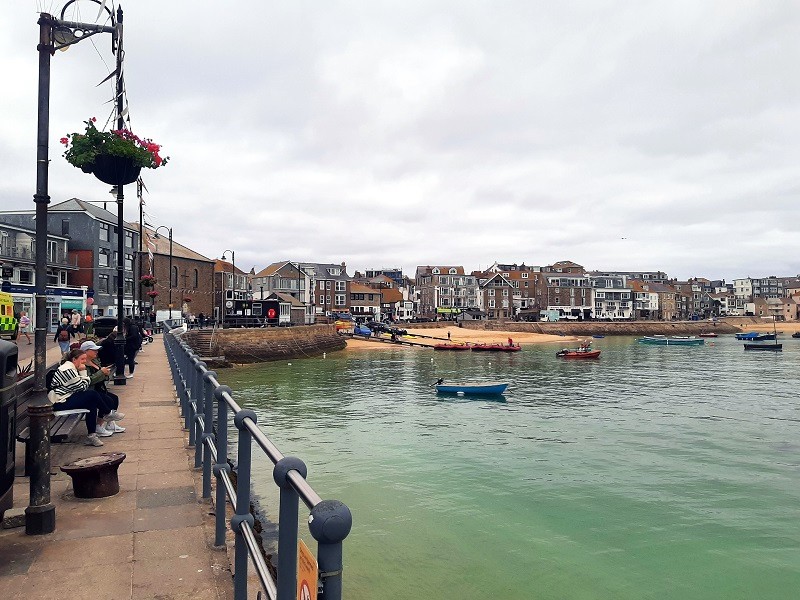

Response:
(433, 343), (471, 351)
(434, 380), (509, 395)
(637, 335), (704, 346)
(698, 332), (718, 338)
(592, 335), (605, 339)
(793, 332), (800, 339)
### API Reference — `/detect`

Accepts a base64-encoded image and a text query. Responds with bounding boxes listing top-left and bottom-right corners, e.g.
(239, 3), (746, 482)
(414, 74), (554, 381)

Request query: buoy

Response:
(287, 362), (292, 366)
(323, 352), (326, 358)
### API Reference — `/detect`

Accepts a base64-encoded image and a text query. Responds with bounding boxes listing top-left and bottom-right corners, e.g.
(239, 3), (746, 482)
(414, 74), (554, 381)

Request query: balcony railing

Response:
(0, 245), (78, 267)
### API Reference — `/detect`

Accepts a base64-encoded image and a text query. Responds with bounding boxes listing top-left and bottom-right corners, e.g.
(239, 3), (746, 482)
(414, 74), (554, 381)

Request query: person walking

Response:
(54, 317), (73, 354)
(123, 317), (141, 378)
(18, 311), (31, 344)
(70, 310), (82, 334)
(84, 312), (94, 336)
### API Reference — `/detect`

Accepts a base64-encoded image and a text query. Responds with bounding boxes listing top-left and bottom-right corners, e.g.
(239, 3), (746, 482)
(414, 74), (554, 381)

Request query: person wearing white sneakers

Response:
(48, 349), (125, 446)
(80, 340), (126, 433)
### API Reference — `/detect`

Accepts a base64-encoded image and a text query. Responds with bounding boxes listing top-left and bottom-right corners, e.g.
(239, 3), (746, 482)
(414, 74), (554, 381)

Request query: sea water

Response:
(221, 335), (800, 599)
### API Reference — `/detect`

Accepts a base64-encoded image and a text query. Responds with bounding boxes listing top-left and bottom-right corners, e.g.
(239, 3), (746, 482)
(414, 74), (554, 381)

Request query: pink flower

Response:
(60, 137), (68, 145)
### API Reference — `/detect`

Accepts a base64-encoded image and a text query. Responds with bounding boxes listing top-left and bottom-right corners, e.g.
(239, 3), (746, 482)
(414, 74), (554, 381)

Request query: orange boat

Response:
(556, 349), (601, 359)
(470, 344), (521, 352)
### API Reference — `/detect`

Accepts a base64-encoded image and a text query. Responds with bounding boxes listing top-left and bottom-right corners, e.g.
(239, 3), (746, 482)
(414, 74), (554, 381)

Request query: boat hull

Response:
(743, 343), (782, 351)
(470, 345), (522, 352)
(435, 382), (509, 395)
(433, 344), (471, 351)
(637, 337), (704, 346)
(557, 350), (601, 359)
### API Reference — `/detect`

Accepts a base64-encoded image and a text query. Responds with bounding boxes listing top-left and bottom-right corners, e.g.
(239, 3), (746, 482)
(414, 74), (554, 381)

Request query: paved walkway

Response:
(0, 336), (233, 600)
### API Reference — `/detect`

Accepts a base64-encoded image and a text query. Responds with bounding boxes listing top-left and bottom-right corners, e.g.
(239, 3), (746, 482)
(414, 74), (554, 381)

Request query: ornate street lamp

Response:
(221, 250), (235, 326)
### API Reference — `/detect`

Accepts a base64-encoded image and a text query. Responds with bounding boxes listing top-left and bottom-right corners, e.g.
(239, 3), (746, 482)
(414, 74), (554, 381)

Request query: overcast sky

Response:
(2, 1), (798, 281)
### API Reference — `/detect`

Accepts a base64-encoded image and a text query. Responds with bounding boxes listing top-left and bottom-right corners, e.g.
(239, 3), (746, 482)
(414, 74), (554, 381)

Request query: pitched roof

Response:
(134, 224), (214, 263)
(214, 259), (247, 275)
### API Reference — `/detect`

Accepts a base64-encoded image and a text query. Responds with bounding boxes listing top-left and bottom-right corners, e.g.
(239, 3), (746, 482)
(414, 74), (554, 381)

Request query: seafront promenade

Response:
(0, 336), (233, 599)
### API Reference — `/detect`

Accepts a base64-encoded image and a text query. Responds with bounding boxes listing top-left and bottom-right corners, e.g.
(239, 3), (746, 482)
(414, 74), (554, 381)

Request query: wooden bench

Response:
(15, 390), (89, 475)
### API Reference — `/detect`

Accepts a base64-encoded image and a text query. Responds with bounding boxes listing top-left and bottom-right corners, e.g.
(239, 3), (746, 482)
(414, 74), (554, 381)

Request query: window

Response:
(489, 299), (495, 308)
(61, 220), (69, 236)
(488, 289), (495, 297)
(47, 271), (58, 286)
(98, 248), (110, 267)
(47, 240), (57, 262)
(125, 231), (134, 248)
(503, 289), (509, 296)
(98, 274), (109, 293)
(124, 278), (134, 295)
(335, 294), (345, 306)
(194, 269), (199, 288)
(99, 223), (110, 241)
(335, 281), (346, 292)
(521, 272), (528, 279)
(432, 268), (440, 274)
(449, 268), (457, 274)
(19, 269), (32, 284)
(319, 295), (325, 304)
(326, 281), (331, 290)
(125, 254), (134, 271)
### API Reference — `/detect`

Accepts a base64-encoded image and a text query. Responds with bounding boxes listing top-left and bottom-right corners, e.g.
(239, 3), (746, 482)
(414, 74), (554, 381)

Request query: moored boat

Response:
(470, 343), (521, 352)
(744, 343), (782, 352)
(434, 381), (509, 395)
(698, 332), (718, 338)
(793, 332), (800, 339)
(433, 343), (471, 351)
(637, 336), (704, 346)
(556, 348), (601, 359)
(735, 332), (760, 340)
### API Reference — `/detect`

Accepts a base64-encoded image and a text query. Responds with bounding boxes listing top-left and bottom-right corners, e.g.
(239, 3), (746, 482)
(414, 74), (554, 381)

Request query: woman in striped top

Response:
(48, 349), (125, 447)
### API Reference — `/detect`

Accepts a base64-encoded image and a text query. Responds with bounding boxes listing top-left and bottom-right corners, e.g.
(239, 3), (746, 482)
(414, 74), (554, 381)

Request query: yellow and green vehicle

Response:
(0, 292), (18, 341)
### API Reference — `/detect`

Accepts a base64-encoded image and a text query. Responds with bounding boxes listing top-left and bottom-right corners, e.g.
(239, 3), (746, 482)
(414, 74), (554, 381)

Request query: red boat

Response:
(470, 344), (522, 352)
(433, 343), (471, 351)
(698, 332), (718, 338)
(556, 348), (601, 359)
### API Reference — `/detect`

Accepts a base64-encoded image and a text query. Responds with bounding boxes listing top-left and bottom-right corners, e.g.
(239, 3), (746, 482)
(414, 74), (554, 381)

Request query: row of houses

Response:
(1, 199), (799, 330)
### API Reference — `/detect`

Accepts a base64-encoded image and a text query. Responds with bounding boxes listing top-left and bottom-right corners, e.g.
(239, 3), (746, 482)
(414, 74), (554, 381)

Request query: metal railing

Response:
(163, 330), (352, 600)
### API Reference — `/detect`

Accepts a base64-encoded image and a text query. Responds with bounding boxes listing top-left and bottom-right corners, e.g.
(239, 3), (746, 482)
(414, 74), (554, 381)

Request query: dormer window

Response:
(432, 268), (440, 274)
(449, 268), (457, 274)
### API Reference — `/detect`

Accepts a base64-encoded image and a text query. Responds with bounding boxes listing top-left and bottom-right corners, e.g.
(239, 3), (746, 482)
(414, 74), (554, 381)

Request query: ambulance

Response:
(0, 292), (18, 341)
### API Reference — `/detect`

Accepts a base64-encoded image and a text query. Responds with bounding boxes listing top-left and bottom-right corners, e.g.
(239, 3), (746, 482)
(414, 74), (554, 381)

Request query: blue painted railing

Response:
(163, 330), (352, 600)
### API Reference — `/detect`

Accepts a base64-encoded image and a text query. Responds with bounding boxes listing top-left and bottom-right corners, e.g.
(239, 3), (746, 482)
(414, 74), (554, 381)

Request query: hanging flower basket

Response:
(140, 275), (157, 287)
(61, 117), (169, 186)
(147, 290), (159, 298)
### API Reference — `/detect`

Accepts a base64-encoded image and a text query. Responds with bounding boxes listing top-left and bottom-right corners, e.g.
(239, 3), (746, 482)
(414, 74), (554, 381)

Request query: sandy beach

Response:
(344, 325), (578, 350)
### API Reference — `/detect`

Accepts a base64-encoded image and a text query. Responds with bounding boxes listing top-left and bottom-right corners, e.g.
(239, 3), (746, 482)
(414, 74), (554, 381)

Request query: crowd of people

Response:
(47, 315), (148, 447)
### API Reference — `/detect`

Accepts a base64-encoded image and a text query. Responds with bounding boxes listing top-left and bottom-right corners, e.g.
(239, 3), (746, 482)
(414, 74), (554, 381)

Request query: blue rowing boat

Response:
(434, 381), (509, 395)
(637, 336), (704, 346)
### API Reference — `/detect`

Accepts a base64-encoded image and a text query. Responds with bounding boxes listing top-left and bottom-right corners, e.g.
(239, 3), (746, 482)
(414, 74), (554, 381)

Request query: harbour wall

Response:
(185, 324), (346, 364)
(413, 320), (749, 336)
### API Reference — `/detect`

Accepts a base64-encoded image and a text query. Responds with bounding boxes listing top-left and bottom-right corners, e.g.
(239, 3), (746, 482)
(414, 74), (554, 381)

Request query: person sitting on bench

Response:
(48, 348), (125, 447)
(80, 340), (125, 433)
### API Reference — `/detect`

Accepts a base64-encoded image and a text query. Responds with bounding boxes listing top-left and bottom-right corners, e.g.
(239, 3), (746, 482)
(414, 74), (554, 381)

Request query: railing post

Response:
(309, 499), (353, 600)
(232, 408), (257, 600)
(213, 385), (232, 548)
(202, 369), (217, 499)
(273, 457), (307, 600)
(193, 360), (207, 468)
(183, 349), (195, 434)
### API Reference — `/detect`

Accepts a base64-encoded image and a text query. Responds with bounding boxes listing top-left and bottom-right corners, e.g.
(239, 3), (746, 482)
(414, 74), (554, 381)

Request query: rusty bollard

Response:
(25, 401), (55, 535)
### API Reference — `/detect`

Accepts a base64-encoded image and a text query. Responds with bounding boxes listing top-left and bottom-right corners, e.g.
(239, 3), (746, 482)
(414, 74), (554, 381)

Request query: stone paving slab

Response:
(0, 336), (233, 600)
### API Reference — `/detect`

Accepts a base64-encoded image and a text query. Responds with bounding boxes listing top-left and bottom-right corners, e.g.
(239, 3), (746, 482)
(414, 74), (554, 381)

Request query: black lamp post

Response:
(153, 226), (173, 311)
(30, 1), (116, 535)
(221, 249), (234, 325)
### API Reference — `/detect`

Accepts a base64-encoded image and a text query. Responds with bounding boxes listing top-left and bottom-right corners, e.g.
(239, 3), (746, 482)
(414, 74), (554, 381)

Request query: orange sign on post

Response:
(297, 539), (318, 600)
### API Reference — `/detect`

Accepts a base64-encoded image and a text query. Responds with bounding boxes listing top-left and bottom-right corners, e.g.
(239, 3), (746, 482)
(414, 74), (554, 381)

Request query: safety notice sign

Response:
(297, 539), (317, 600)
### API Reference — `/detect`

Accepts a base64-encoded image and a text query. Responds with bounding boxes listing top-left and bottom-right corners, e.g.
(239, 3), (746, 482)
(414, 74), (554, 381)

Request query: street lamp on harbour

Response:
(221, 249), (235, 326)
(153, 226), (173, 312)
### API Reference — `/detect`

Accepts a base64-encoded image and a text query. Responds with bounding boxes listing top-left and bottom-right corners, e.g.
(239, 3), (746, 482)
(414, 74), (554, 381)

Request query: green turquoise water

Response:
(221, 336), (800, 599)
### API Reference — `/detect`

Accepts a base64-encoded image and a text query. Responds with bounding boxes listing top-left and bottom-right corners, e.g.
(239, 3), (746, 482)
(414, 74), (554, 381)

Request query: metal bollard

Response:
(309, 499), (353, 600)
(25, 401), (55, 535)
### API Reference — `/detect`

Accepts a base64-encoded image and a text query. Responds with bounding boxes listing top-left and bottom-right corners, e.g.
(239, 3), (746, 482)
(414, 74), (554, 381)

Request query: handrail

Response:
(163, 330), (352, 600)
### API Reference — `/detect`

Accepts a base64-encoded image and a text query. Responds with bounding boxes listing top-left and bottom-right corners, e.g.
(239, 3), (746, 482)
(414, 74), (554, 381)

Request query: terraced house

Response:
(415, 265), (479, 319)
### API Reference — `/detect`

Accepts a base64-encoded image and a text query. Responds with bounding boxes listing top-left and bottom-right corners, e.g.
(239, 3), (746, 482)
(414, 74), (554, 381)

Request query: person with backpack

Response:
(47, 348), (125, 447)
(123, 317), (141, 378)
(54, 317), (73, 354)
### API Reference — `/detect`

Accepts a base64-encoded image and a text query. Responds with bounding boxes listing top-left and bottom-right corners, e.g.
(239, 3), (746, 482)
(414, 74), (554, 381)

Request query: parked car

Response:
(92, 316), (119, 338)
